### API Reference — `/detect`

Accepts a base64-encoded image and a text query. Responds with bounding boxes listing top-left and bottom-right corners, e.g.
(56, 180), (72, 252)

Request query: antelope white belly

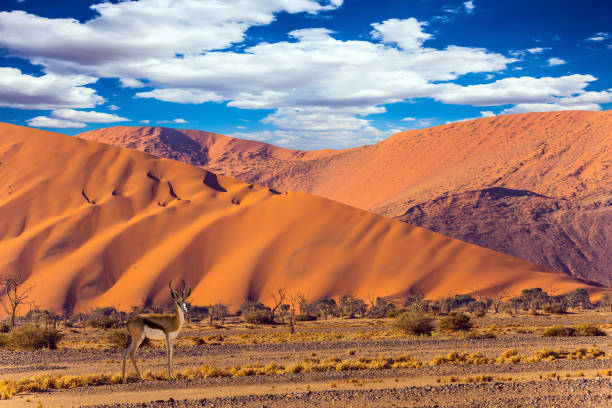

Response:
(143, 325), (166, 340)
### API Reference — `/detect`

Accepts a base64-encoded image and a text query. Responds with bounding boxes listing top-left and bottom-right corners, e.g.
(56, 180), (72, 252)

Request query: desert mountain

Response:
(79, 110), (612, 285)
(0, 123), (601, 313)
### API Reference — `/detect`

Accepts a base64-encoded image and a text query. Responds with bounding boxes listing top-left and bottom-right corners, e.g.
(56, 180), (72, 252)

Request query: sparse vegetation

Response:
(393, 311), (434, 335)
(1, 275), (33, 329)
(107, 328), (131, 349)
(244, 310), (274, 325)
(542, 324), (606, 337)
(293, 314), (317, 322)
(439, 312), (473, 332)
(463, 330), (496, 339)
(0, 325), (63, 350)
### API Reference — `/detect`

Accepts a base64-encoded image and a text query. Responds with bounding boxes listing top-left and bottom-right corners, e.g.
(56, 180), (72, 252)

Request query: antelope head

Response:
(169, 279), (192, 313)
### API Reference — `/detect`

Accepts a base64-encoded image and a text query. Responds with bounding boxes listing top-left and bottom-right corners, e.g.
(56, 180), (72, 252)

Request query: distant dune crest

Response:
(79, 110), (612, 285)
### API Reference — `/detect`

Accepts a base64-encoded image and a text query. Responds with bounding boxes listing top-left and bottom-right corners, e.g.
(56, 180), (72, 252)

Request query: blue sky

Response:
(0, 0), (611, 149)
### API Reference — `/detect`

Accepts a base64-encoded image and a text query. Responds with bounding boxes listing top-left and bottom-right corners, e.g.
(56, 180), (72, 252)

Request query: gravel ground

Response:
(83, 378), (612, 408)
(2, 333), (610, 367)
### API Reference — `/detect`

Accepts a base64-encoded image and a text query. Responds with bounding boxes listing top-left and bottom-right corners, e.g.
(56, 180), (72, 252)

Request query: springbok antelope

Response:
(122, 280), (192, 381)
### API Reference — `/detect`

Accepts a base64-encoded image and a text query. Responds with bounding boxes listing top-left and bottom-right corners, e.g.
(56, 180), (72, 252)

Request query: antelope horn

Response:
(185, 288), (192, 299)
(169, 280), (178, 299)
(181, 279), (186, 298)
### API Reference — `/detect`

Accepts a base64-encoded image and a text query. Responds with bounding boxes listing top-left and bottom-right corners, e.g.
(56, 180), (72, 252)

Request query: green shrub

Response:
(439, 312), (473, 332)
(393, 311), (434, 336)
(245, 310), (274, 325)
(1, 326), (63, 350)
(294, 314), (317, 322)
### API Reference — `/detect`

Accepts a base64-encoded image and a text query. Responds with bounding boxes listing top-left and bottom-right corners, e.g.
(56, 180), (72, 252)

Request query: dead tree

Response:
(1, 276), (33, 329)
(287, 294), (300, 334)
(211, 302), (228, 325)
(270, 288), (286, 323)
(491, 289), (508, 313)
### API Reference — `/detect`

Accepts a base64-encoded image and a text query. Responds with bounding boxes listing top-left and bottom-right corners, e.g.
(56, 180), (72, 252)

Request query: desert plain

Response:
(1, 309), (612, 407)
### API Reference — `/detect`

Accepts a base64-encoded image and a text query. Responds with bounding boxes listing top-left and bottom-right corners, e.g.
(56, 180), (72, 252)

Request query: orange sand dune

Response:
(0, 123), (602, 313)
(79, 110), (612, 285)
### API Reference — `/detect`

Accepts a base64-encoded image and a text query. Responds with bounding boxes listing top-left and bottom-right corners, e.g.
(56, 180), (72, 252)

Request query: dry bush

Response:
(439, 312), (473, 332)
(542, 326), (575, 337)
(528, 347), (604, 362)
(393, 311), (434, 335)
(542, 302), (566, 314)
(542, 324), (605, 337)
(244, 310), (274, 325)
(463, 330), (496, 339)
(294, 314), (317, 322)
(0, 326), (63, 350)
(574, 324), (606, 336)
(497, 348), (522, 364)
(107, 329), (130, 349)
(465, 374), (493, 383)
(105, 329), (150, 349)
(431, 351), (493, 365)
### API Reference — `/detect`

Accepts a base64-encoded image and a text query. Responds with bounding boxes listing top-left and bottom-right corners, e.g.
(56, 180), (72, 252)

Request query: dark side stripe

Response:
(143, 318), (166, 331)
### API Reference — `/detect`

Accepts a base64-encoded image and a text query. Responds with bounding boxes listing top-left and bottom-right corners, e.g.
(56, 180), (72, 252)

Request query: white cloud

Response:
(585, 32), (609, 42)
(0, 5), (516, 146)
(231, 126), (388, 149)
(501, 103), (602, 114)
(136, 88), (222, 104)
(401, 117), (416, 121)
(139, 120), (151, 124)
(120, 78), (146, 88)
(547, 57), (566, 66)
(527, 47), (548, 54)
(157, 118), (189, 124)
(0, 1), (342, 72)
(262, 107), (376, 132)
(108, 104), (119, 111)
(402, 118), (435, 129)
(50, 109), (130, 123)
(445, 110), (495, 124)
(433, 74), (599, 106)
(26, 109), (130, 128)
(0, 67), (103, 109)
(370, 18), (432, 50)
(463, 1), (475, 13)
(27, 116), (86, 128)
